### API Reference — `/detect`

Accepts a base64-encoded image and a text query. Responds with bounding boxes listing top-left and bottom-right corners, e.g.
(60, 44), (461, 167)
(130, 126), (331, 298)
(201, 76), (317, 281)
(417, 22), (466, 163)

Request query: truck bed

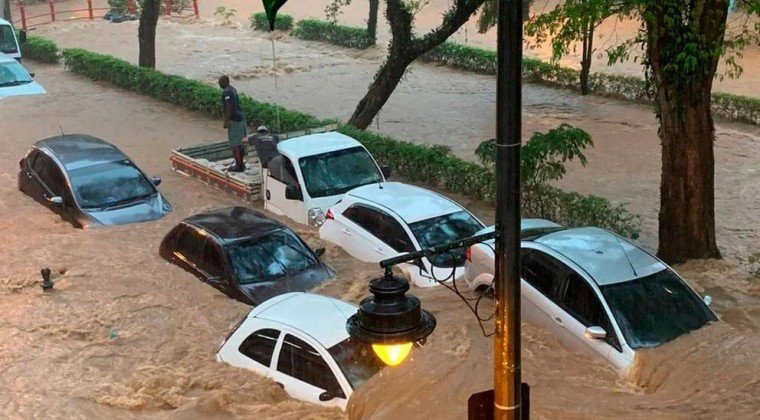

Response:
(169, 124), (339, 202)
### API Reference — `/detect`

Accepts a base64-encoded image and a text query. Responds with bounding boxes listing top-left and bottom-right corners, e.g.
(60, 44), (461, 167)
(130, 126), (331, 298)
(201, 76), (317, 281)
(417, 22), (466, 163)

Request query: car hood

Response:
(85, 194), (172, 226)
(237, 265), (335, 306)
(0, 81), (46, 99)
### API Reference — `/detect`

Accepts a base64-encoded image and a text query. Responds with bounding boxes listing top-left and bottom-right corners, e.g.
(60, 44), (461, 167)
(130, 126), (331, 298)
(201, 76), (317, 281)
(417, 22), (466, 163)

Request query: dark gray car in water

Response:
(18, 134), (172, 228)
(159, 207), (335, 306)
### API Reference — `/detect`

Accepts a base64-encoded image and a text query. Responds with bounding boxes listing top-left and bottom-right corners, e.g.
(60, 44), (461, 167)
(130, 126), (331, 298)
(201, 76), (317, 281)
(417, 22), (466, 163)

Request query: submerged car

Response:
(160, 207), (335, 305)
(217, 292), (384, 410)
(0, 52), (45, 99)
(319, 182), (485, 288)
(18, 134), (171, 227)
(464, 221), (717, 375)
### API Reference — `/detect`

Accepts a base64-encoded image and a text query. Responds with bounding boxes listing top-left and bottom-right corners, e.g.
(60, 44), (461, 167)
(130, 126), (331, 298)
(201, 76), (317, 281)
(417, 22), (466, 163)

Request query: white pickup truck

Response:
(170, 126), (390, 226)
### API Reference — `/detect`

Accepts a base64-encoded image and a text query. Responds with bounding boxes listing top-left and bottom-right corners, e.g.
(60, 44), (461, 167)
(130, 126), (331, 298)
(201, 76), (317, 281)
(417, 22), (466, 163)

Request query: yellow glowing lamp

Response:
(346, 272), (436, 368)
(372, 342), (414, 366)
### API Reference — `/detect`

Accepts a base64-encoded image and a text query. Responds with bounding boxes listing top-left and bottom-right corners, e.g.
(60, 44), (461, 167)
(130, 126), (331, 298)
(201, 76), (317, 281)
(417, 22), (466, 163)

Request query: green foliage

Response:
(250, 12), (293, 31)
(475, 124), (594, 185)
(293, 19), (373, 49)
(214, 6), (237, 25)
(60, 48), (329, 132)
(21, 36), (59, 64)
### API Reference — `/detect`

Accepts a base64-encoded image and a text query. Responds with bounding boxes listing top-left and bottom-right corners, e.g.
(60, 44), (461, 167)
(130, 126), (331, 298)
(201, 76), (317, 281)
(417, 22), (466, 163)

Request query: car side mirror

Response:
(29, 72), (35, 78)
(285, 185), (303, 201)
(150, 176), (162, 186)
(314, 247), (326, 258)
(703, 295), (712, 306)
(380, 164), (391, 179)
(584, 326), (606, 340)
(319, 391), (335, 402)
(48, 196), (63, 206)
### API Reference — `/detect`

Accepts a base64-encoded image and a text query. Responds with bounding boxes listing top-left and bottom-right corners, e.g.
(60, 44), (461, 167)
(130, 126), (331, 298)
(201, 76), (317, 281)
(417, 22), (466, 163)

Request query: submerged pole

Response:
(494, 0), (523, 419)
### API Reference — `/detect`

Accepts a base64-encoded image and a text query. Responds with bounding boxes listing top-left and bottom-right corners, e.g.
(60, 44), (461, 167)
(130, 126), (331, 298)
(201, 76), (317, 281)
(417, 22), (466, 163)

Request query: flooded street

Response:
(1, 11), (759, 420)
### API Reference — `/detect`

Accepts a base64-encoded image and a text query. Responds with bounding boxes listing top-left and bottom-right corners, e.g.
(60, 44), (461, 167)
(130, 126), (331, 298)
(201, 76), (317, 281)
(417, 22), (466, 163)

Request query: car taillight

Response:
(325, 209), (334, 220)
(465, 246), (472, 262)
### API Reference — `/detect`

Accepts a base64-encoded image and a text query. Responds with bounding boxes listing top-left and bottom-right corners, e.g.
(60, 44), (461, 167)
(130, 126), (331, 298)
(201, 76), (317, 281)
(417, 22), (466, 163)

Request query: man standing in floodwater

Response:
(219, 75), (247, 172)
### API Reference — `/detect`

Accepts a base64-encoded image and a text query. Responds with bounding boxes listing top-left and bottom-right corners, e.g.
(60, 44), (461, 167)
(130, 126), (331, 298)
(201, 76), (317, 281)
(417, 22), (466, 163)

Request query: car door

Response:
(198, 240), (233, 295)
(220, 326), (282, 375)
(172, 224), (208, 279)
(29, 152), (74, 220)
(519, 248), (575, 339)
(271, 333), (347, 408)
(554, 271), (620, 363)
(340, 204), (403, 262)
(265, 155), (306, 224)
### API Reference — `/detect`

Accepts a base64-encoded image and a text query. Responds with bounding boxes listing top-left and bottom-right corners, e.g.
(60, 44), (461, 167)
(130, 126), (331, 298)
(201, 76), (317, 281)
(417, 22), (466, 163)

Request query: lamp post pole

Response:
(494, 0), (523, 418)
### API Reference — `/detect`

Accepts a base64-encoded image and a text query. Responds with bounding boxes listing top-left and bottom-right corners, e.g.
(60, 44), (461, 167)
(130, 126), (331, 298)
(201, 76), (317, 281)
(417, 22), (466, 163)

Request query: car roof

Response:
(251, 292), (357, 348)
(34, 134), (128, 171)
(183, 206), (287, 243)
(0, 18), (11, 26)
(534, 227), (666, 285)
(277, 132), (364, 160)
(346, 182), (465, 224)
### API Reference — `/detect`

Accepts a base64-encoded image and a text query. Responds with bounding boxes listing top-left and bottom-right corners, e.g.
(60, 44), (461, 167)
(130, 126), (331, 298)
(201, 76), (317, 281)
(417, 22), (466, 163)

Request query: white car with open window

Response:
(217, 292), (384, 410)
(464, 221), (718, 375)
(319, 182), (485, 288)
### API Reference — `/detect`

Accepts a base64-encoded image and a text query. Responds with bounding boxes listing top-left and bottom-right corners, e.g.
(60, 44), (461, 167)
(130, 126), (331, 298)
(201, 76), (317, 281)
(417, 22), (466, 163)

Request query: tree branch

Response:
(412, 0), (486, 54)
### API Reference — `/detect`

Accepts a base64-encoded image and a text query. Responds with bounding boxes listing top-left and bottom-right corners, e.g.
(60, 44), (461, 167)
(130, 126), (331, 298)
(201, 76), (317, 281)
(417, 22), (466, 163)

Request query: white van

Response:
(0, 18), (22, 61)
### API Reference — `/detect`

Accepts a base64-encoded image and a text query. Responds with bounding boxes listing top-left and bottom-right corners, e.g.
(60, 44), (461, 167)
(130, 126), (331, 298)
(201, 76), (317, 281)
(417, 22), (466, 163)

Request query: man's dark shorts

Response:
(228, 119), (247, 147)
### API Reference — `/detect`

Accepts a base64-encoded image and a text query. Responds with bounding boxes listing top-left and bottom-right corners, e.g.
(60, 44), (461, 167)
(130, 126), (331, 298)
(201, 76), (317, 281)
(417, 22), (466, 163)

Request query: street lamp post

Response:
(494, 0), (523, 419)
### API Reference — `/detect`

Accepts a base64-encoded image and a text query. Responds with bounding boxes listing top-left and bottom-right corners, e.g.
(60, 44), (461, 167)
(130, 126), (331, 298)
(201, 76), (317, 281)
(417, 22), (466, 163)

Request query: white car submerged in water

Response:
(217, 293), (384, 410)
(0, 53), (45, 99)
(464, 221), (718, 375)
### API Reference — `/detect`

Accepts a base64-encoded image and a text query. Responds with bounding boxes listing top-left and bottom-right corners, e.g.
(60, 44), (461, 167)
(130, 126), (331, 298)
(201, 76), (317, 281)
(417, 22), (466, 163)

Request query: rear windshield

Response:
(410, 210), (484, 267)
(0, 25), (18, 54)
(328, 337), (384, 389)
(227, 230), (317, 284)
(298, 146), (382, 198)
(68, 159), (156, 209)
(601, 269), (717, 349)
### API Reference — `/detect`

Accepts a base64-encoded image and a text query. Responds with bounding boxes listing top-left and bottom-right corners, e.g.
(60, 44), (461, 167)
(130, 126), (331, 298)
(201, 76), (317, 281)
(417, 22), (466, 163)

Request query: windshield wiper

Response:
(92, 193), (155, 210)
(0, 80), (32, 87)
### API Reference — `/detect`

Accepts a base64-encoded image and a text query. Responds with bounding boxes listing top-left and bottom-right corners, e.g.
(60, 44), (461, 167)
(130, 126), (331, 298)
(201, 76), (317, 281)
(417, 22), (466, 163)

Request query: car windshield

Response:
(68, 159), (156, 209)
(0, 25), (18, 54)
(0, 61), (31, 87)
(298, 146), (382, 198)
(328, 337), (384, 389)
(227, 230), (317, 285)
(601, 268), (717, 349)
(410, 210), (484, 267)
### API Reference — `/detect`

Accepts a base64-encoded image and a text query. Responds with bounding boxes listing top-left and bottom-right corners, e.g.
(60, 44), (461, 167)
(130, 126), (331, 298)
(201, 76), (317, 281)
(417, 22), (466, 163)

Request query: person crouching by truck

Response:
(218, 75), (247, 172)
(248, 125), (279, 168)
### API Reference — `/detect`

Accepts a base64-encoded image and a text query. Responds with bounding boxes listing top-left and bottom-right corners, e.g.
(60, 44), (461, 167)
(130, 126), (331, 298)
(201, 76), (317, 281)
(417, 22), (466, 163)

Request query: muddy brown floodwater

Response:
(1, 15), (759, 420)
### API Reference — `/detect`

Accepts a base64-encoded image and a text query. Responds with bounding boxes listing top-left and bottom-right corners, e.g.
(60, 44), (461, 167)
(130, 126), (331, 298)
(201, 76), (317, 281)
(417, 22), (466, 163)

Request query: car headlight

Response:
(308, 208), (326, 227)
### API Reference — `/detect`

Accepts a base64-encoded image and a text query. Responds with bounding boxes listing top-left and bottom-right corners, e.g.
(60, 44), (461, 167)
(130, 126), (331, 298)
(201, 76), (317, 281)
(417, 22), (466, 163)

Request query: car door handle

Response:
(554, 317), (564, 326)
(374, 247), (386, 255)
(341, 228), (352, 236)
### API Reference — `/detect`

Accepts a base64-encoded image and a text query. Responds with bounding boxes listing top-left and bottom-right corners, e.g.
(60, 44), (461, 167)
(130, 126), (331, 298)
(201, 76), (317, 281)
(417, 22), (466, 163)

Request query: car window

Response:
(67, 159), (156, 209)
(25, 149), (41, 170)
(560, 273), (621, 351)
(200, 241), (226, 278)
(239, 328), (280, 367)
(520, 248), (569, 300)
(268, 155), (298, 186)
(344, 204), (414, 253)
(0, 25), (18, 54)
(409, 210), (484, 267)
(227, 230), (317, 285)
(175, 225), (206, 265)
(32, 153), (66, 197)
(298, 146), (383, 198)
(277, 334), (342, 393)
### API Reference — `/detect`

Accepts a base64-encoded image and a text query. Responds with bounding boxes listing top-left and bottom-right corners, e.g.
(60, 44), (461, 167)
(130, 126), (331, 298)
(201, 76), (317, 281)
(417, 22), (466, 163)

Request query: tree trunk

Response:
(2, 0), (11, 23)
(138, 0), (161, 68)
(367, 0), (379, 45)
(347, 54), (411, 129)
(522, 0), (530, 21)
(645, 0), (728, 263)
(579, 21), (593, 95)
(655, 86), (720, 263)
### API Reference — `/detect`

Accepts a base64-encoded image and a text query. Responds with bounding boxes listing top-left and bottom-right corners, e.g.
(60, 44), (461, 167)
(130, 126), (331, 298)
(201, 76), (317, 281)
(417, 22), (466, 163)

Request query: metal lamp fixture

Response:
(346, 271), (436, 366)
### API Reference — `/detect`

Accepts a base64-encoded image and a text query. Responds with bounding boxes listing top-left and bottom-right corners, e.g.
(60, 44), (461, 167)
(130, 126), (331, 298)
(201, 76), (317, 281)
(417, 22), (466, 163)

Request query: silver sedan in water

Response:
(0, 53), (45, 99)
(463, 220), (717, 375)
